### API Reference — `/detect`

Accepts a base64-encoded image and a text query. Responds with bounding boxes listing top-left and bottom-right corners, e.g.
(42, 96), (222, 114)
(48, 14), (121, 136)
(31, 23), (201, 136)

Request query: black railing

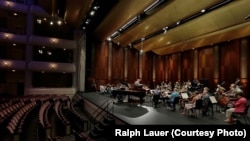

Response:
(91, 99), (114, 123)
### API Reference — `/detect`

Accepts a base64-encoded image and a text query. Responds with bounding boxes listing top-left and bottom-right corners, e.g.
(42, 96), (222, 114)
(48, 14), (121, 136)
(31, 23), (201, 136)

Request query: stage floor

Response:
(79, 92), (230, 125)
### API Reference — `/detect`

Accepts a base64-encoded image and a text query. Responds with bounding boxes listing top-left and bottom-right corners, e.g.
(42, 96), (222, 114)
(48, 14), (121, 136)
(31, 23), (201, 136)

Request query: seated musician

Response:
(181, 91), (201, 116)
(166, 88), (180, 111)
(218, 83), (238, 112)
(224, 89), (247, 123)
(215, 84), (225, 95)
(201, 87), (211, 115)
(152, 85), (161, 108)
(224, 83), (237, 97)
(134, 78), (143, 90)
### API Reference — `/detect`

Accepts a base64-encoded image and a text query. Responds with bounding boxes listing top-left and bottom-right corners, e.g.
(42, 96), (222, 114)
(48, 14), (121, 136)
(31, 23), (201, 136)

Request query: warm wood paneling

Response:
(167, 53), (179, 82)
(126, 48), (139, 83)
(112, 45), (124, 81)
(141, 52), (153, 86)
(181, 50), (194, 82)
(155, 55), (165, 85)
(198, 47), (214, 89)
(93, 41), (108, 80)
(219, 40), (240, 89)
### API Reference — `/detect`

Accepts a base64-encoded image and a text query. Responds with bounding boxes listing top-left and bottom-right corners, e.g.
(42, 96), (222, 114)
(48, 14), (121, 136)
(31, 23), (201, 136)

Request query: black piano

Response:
(112, 89), (146, 104)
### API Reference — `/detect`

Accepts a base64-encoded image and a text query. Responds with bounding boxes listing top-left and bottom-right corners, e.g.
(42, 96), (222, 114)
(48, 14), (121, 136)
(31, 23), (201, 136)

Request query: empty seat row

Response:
(54, 100), (70, 125)
(39, 101), (52, 128)
(6, 101), (37, 134)
(0, 101), (13, 111)
(67, 101), (88, 122)
(0, 101), (25, 124)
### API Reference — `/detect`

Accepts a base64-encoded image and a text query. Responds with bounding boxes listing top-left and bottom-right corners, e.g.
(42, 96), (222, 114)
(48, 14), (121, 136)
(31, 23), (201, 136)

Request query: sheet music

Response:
(181, 93), (189, 99)
(209, 96), (217, 104)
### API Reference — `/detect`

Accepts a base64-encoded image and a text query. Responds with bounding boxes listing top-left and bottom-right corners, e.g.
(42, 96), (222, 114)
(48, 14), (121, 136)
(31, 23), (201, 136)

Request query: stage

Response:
(79, 91), (229, 125)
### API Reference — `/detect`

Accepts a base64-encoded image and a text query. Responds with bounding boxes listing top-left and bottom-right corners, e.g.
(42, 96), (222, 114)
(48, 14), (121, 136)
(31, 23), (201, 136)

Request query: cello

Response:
(216, 81), (229, 106)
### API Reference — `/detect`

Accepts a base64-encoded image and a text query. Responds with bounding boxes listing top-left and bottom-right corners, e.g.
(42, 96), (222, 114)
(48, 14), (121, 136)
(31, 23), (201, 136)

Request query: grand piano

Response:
(112, 88), (147, 105)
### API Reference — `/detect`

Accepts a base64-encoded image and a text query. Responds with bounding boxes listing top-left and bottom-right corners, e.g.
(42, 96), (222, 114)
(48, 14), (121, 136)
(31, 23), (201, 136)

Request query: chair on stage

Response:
(231, 104), (250, 125)
(166, 96), (180, 111)
(172, 96), (180, 110)
(188, 99), (203, 118)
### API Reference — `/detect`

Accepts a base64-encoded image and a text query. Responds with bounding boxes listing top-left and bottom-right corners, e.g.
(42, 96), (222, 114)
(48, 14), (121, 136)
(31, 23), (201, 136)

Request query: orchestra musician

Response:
(166, 88), (180, 111)
(134, 78), (143, 89)
(215, 84), (227, 107)
(217, 79), (241, 113)
(181, 91), (202, 116)
(224, 89), (247, 123)
(152, 85), (161, 108)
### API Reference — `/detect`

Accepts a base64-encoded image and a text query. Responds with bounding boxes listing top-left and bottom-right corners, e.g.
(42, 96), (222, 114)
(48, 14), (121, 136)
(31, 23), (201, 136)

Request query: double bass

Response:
(216, 82), (229, 106)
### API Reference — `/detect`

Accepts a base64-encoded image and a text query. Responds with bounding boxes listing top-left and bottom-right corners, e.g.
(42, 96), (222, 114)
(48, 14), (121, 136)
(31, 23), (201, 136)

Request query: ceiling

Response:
(38, 0), (250, 55)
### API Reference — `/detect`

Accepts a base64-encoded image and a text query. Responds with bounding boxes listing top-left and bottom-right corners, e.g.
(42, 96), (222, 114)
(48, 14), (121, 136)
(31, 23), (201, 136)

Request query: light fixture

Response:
(245, 15), (250, 20)
(37, 19), (42, 24)
(5, 34), (9, 39)
(90, 11), (95, 16)
(47, 51), (52, 55)
(117, 33), (120, 46)
(38, 49), (43, 54)
(144, 0), (166, 15)
(6, 1), (10, 7)
(57, 20), (62, 25)
(93, 6), (99, 10)
(52, 38), (56, 43)
(129, 44), (132, 48)
(50, 64), (56, 70)
(3, 61), (10, 67)
(110, 31), (119, 39)
(50, 21), (53, 25)
(163, 27), (168, 34)
(107, 37), (112, 41)
(201, 9), (206, 13)
(140, 38), (145, 54)
(119, 16), (139, 32)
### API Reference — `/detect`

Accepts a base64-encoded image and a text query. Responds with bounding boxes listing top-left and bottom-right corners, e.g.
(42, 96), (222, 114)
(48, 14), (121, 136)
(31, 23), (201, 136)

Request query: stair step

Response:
(89, 130), (101, 139)
(100, 120), (109, 127)
(95, 124), (104, 132)
(104, 115), (115, 123)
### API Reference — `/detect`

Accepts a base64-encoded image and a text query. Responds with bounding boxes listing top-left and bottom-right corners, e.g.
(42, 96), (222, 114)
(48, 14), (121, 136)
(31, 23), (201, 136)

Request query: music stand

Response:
(209, 96), (218, 119)
(181, 93), (189, 99)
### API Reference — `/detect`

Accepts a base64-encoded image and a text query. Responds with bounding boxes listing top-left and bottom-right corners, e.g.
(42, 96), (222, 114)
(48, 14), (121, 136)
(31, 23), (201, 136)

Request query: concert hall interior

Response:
(1, 0), (250, 141)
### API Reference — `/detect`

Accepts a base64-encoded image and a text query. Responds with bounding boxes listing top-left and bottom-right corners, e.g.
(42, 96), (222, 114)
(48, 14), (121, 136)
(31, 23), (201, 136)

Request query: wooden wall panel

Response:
(141, 52), (153, 86)
(167, 53), (179, 82)
(112, 45), (124, 83)
(155, 55), (165, 85)
(93, 41), (108, 81)
(126, 48), (138, 83)
(181, 50), (194, 82)
(198, 47), (214, 88)
(246, 37), (250, 99)
(219, 40), (240, 89)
